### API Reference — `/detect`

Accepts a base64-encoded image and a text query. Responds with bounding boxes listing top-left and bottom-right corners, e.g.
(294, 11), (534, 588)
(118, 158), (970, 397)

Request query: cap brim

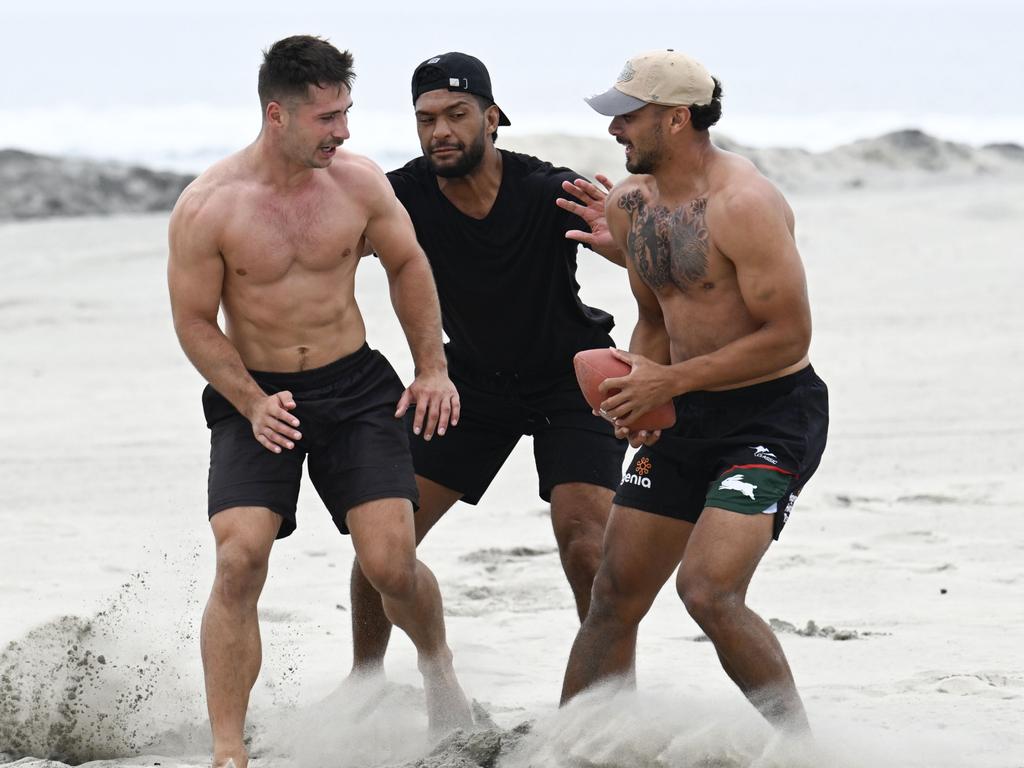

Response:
(584, 87), (648, 116)
(496, 105), (511, 126)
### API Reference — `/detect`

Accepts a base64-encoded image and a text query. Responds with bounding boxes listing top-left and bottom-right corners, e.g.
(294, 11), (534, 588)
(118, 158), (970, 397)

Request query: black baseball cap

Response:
(411, 52), (511, 126)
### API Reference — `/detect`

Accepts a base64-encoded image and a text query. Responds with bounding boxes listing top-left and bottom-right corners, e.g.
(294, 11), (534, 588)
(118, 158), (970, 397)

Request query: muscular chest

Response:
(221, 191), (362, 282)
(620, 191), (725, 294)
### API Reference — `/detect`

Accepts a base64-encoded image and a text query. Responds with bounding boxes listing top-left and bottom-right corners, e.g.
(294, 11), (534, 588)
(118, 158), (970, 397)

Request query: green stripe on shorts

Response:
(705, 466), (793, 515)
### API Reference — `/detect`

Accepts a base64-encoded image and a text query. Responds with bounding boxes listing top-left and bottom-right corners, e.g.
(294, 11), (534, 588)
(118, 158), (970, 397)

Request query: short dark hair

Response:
(258, 35), (355, 112)
(689, 77), (723, 131)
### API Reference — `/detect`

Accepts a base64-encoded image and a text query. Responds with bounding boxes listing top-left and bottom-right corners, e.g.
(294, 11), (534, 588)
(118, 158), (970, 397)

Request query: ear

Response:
(484, 104), (500, 137)
(265, 100), (288, 129)
(667, 106), (692, 134)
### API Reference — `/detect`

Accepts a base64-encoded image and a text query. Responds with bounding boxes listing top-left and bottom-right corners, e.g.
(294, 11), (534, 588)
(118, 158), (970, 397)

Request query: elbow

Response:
(784, 318), (812, 365)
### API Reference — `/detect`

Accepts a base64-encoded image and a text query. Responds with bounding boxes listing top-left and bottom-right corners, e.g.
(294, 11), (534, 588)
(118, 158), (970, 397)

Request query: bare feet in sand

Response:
(420, 656), (473, 736)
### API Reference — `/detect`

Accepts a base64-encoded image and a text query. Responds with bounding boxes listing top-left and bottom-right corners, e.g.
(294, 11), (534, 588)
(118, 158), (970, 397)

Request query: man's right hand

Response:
(247, 391), (302, 453)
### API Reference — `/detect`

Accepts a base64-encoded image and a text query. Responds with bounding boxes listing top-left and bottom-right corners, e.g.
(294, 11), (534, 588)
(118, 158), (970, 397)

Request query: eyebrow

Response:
(317, 103), (352, 119)
(415, 99), (474, 117)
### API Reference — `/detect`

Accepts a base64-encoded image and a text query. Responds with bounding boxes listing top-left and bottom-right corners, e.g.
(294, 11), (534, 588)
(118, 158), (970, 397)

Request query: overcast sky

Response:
(3, 0), (1022, 163)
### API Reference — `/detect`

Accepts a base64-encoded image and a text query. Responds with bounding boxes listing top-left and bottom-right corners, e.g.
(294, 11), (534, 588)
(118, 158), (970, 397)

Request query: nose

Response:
(608, 116), (623, 137)
(432, 116), (452, 141)
(335, 114), (350, 141)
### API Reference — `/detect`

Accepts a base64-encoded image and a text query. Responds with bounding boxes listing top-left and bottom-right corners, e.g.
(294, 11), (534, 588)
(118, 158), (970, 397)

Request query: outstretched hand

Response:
(248, 390), (302, 454)
(396, 369), (461, 440)
(557, 174), (617, 255)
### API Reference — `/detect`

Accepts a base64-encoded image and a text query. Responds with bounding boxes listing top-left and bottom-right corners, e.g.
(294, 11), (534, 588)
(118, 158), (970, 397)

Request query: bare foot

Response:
(213, 756), (244, 767)
(419, 656), (473, 736)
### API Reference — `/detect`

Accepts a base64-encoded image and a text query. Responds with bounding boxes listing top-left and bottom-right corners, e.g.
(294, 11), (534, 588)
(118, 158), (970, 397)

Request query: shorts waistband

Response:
(681, 365), (819, 407)
(247, 343), (374, 390)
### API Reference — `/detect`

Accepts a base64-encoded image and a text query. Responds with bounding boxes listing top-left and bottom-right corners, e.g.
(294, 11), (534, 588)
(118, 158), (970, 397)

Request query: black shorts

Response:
(410, 363), (626, 505)
(202, 344), (418, 538)
(613, 365), (828, 540)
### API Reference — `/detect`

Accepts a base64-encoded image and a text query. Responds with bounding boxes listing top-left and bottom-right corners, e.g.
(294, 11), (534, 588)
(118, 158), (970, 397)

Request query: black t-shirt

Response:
(387, 149), (615, 378)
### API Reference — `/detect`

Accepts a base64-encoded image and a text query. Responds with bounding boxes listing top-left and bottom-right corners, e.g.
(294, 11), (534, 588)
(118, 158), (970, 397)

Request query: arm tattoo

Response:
(619, 190), (709, 291)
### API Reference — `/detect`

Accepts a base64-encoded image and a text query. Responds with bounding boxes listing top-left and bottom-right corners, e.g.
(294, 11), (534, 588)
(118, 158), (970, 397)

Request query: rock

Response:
(0, 149), (193, 222)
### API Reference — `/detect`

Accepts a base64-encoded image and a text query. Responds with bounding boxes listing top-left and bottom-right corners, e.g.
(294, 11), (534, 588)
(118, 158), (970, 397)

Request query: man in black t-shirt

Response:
(349, 52), (627, 675)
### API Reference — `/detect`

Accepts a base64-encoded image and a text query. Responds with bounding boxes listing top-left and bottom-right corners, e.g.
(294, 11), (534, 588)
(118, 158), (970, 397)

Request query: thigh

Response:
(412, 475), (464, 542)
(550, 482), (613, 545)
(346, 497), (417, 566)
(205, 397), (305, 539)
(307, 399), (419, 535)
(678, 506), (775, 594)
(529, 377), (626, 501)
(596, 504), (695, 609)
(408, 378), (522, 505)
(209, 505), (282, 563)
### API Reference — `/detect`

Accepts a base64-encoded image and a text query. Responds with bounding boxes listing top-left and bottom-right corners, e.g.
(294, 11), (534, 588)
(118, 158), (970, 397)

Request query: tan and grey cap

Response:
(585, 49), (715, 116)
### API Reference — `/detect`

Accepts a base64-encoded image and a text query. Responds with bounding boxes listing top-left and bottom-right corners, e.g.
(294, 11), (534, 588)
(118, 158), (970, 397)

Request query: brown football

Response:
(573, 348), (676, 431)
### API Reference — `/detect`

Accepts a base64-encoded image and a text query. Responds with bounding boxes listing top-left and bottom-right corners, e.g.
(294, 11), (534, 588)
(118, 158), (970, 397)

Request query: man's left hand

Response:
(396, 369), (460, 440)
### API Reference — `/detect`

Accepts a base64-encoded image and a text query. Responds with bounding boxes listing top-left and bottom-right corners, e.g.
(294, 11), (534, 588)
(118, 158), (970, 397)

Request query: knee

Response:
(214, 541), (270, 604)
(560, 528), (603, 582)
(587, 566), (650, 630)
(358, 553), (417, 602)
(677, 574), (742, 629)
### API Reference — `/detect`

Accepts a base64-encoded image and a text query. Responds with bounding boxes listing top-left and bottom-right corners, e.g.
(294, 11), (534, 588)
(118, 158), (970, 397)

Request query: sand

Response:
(1, 171), (1023, 766)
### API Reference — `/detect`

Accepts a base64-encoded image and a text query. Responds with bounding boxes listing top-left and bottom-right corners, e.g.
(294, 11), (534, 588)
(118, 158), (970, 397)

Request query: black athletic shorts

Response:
(410, 362), (627, 505)
(613, 365), (828, 540)
(202, 344), (418, 538)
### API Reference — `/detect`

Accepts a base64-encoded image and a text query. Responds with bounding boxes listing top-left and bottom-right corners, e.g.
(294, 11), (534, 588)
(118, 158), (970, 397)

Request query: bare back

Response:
(609, 147), (811, 390)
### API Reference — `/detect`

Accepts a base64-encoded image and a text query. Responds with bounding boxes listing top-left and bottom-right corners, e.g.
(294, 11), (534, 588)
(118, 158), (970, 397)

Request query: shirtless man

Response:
(167, 36), (470, 767)
(559, 50), (829, 733)
(348, 53), (626, 676)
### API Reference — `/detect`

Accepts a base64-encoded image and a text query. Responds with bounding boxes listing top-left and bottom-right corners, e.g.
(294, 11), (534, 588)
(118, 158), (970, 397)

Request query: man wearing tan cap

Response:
(560, 50), (829, 735)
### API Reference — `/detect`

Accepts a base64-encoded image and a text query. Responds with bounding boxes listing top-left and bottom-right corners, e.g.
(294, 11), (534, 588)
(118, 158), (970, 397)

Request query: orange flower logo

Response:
(635, 457), (652, 476)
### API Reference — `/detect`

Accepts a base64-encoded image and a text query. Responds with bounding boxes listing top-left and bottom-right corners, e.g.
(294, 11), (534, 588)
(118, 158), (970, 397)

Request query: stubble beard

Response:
(427, 129), (487, 178)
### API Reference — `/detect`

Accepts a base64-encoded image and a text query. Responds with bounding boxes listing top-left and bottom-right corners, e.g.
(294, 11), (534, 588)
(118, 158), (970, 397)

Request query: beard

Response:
(426, 130), (487, 178)
(623, 123), (664, 174)
(626, 148), (660, 175)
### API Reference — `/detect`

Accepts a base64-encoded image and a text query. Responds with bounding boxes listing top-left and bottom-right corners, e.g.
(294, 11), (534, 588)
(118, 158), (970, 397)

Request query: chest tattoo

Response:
(619, 191), (710, 291)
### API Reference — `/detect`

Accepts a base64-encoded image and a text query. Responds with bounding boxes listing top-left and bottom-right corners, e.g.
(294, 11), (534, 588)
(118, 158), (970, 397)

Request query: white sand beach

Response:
(1, 146), (1023, 766)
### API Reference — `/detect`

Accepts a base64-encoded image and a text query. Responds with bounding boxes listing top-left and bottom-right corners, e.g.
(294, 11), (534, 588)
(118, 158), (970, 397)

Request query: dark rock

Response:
(0, 149), (194, 222)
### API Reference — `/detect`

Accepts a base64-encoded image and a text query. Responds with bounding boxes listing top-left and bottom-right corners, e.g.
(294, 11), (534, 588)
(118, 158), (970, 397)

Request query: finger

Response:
(412, 394), (430, 438)
(395, 387), (413, 418)
(263, 424), (297, 450)
(421, 396), (440, 440)
(574, 177), (605, 200)
(255, 433), (283, 454)
(435, 396), (452, 436)
(450, 392), (461, 427)
(565, 229), (594, 244)
(595, 173), (614, 192)
(273, 392), (300, 426)
(598, 376), (628, 396)
(608, 348), (634, 366)
(267, 416), (302, 442)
